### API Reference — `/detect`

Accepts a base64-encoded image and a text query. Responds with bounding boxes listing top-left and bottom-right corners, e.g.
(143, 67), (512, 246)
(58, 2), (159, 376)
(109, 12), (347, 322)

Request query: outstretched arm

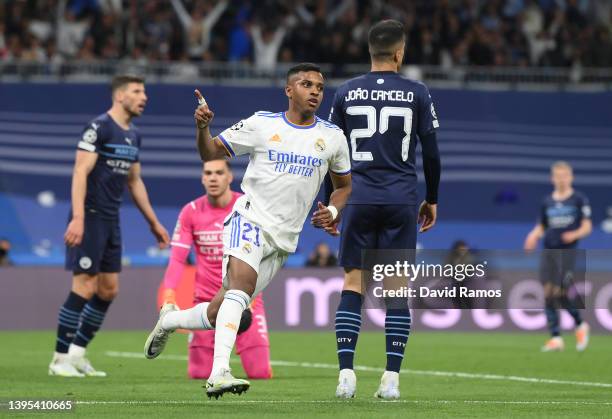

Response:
(170, 0), (192, 29)
(203, 0), (228, 29)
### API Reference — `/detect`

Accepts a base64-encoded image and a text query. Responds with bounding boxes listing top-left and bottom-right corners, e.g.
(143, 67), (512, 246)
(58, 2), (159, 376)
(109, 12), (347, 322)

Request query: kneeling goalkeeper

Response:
(161, 159), (272, 379)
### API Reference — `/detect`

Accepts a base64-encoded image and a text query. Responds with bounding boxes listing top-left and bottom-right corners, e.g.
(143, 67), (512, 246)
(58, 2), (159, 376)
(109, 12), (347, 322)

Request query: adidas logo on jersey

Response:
(269, 134), (281, 143)
(224, 322), (238, 332)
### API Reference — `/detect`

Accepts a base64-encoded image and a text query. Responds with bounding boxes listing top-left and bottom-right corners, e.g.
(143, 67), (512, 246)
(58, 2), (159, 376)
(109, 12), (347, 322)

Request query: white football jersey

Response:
(217, 111), (351, 252)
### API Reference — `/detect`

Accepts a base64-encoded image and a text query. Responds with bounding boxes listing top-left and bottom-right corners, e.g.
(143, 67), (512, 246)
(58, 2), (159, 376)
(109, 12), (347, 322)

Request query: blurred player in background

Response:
(524, 161), (591, 352)
(161, 159), (272, 379)
(50, 75), (170, 377)
(145, 63), (352, 398)
(328, 20), (441, 399)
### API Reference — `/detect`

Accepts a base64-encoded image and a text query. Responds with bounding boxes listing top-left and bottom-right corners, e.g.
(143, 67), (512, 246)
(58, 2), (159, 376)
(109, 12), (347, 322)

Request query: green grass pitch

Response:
(1, 331), (611, 418)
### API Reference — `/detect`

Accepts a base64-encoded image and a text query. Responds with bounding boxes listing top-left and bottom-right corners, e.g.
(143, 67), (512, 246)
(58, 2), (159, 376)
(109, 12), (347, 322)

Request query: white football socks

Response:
(161, 302), (212, 330)
(210, 290), (250, 377)
(68, 343), (86, 358)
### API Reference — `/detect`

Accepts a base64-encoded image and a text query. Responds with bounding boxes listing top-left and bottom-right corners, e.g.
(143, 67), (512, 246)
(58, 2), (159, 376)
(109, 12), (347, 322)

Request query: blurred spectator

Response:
(445, 240), (476, 308)
(28, 0), (56, 43)
(21, 34), (47, 62)
(251, 15), (295, 72)
(306, 242), (338, 268)
(0, 238), (12, 267)
(445, 240), (475, 266)
(227, 3), (252, 62)
(56, 0), (91, 58)
(45, 38), (65, 71)
(171, 0), (228, 59)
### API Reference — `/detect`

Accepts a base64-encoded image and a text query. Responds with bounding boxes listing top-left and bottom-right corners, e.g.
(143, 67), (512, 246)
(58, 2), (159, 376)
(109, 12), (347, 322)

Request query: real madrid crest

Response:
(315, 138), (326, 152)
(242, 243), (252, 254)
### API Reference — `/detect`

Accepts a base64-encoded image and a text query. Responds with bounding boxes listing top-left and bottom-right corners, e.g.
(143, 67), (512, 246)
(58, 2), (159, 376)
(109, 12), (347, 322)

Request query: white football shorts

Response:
(221, 211), (288, 298)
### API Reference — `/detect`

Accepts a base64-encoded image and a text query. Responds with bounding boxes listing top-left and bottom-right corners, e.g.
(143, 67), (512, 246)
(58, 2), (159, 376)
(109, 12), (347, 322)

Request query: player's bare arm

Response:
(64, 150), (98, 247)
(127, 162), (170, 249)
(194, 89), (230, 161)
(561, 218), (592, 244)
(524, 223), (544, 250)
(312, 172), (352, 236)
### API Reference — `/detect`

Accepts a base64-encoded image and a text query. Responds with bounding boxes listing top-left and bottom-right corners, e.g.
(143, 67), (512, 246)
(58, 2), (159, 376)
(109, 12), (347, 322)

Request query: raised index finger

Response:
(194, 89), (207, 106)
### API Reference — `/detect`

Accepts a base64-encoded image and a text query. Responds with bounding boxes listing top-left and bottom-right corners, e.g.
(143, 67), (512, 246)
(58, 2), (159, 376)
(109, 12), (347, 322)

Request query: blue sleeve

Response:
(578, 193), (591, 220)
(328, 89), (345, 133)
(417, 83), (439, 138)
(420, 131), (441, 204)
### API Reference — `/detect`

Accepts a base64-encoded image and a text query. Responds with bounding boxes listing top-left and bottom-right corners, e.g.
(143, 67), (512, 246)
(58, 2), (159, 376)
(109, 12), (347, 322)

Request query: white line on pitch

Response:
(104, 351), (612, 389)
(76, 400), (612, 406)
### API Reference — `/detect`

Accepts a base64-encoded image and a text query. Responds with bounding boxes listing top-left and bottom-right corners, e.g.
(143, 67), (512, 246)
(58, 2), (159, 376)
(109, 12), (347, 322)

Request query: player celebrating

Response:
(328, 20), (441, 399)
(145, 63), (352, 398)
(50, 75), (170, 377)
(524, 161), (591, 352)
(162, 159), (272, 379)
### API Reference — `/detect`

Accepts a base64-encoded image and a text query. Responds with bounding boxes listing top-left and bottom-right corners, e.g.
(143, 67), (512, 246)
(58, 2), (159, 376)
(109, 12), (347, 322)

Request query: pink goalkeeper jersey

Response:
(163, 192), (242, 301)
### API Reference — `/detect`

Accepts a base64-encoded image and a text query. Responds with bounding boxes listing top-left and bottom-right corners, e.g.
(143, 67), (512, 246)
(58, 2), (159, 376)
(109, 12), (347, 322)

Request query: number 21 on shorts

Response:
(228, 213), (261, 250)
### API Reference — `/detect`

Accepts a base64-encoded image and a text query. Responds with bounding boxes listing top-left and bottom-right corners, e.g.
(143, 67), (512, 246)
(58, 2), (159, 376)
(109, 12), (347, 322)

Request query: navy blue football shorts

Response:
(65, 211), (122, 274)
(339, 204), (417, 270)
(539, 249), (577, 289)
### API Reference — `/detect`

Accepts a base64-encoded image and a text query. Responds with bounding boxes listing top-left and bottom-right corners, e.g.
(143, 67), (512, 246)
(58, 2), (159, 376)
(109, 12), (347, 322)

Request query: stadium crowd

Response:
(1, 0), (611, 71)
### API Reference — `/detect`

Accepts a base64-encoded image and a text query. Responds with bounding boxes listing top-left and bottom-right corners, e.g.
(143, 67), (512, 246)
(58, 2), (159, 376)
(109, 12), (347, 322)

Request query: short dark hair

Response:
(203, 159), (232, 171)
(368, 20), (405, 60)
(111, 75), (145, 94)
(286, 63), (322, 82)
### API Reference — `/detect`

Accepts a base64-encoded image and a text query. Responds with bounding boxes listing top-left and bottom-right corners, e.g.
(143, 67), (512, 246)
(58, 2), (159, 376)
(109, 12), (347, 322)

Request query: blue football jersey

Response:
(329, 71), (439, 205)
(540, 191), (591, 249)
(76, 113), (141, 219)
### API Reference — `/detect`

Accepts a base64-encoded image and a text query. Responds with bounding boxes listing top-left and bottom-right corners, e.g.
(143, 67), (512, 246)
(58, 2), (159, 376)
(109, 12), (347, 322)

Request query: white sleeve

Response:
(329, 132), (351, 175)
(217, 115), (259, 157)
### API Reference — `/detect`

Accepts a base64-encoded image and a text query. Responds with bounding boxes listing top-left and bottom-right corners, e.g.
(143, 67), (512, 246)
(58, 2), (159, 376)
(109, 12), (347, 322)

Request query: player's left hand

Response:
(418, 200), (437, 232)
(561, 230), (577, 244)
(151, 222), (170, 249)
(311, 201), (336, 229)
